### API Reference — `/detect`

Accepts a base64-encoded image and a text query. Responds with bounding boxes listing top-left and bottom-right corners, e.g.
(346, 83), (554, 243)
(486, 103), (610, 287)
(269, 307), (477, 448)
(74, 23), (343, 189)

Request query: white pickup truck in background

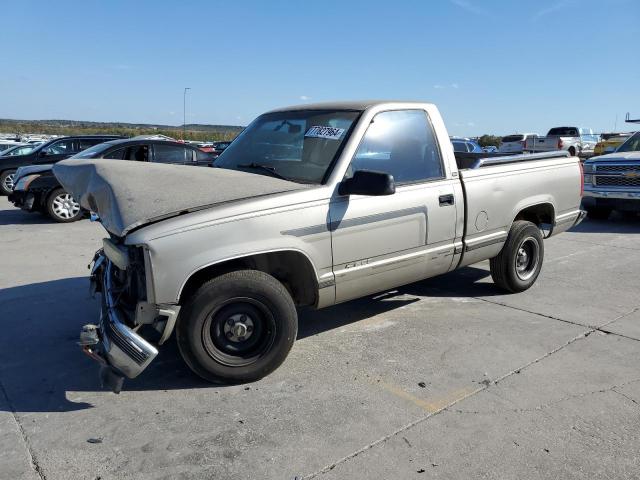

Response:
(525, 127), (599, 158)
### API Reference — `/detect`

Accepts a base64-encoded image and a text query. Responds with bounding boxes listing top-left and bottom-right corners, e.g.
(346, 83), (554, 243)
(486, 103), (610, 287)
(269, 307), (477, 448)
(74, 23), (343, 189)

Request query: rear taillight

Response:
(558, 139), (563, 149)
(579, 161), (584, 196)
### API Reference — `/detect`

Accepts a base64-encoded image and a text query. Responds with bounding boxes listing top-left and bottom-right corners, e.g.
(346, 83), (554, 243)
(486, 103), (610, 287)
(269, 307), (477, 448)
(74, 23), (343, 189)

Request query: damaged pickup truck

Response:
(54, 101), (585, 392)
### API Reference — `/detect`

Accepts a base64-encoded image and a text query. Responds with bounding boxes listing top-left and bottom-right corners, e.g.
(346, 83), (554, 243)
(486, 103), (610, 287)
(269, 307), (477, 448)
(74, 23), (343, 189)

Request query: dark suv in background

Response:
(9, 138), (213, 222)
(0, 135), (121, 195)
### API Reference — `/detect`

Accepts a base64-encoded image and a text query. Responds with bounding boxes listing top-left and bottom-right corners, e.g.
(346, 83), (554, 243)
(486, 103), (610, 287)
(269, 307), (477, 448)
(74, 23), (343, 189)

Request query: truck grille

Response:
(595, 164), (640, 173)
(595, 176), (640, 187)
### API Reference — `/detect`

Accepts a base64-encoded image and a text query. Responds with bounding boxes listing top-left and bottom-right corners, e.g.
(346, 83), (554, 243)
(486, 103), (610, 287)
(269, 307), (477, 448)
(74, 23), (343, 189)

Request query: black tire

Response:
(46, 188), (83, 223)
(177, 269), (298, 384)
(0, 169), (16, 195)
(568, 147), (576, 157)
(490, 220), (544, 293)
(585, 206), (612, 220)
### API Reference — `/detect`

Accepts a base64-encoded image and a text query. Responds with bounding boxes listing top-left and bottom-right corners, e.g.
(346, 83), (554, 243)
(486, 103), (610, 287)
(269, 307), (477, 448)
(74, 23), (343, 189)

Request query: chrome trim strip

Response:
(333, 242), (454, 277)
(464, 231), (508, 252)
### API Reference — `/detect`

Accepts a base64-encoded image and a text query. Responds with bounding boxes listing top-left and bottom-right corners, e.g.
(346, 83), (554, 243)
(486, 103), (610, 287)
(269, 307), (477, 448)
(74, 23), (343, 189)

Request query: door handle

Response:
(439, 194), (455, 206)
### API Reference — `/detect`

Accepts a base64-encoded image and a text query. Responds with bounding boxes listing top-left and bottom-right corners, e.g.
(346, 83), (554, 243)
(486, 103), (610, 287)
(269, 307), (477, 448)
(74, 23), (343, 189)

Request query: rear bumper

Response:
(82, 254), (158, 391)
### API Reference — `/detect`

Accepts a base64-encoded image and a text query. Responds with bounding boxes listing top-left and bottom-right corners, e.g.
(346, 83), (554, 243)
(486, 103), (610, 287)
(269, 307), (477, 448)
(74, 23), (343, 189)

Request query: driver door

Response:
(330, 109), (458, 303)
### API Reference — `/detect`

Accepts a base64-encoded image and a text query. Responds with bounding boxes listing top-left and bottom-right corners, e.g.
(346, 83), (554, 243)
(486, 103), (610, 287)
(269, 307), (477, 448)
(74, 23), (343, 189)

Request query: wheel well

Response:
(178, 251), (318, 307)
(514, 203), (555, 228)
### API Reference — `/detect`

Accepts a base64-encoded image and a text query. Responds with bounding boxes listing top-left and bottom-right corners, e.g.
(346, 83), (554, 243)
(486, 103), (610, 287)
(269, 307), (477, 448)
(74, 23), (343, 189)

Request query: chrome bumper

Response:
(82, 254), (158, 392)
(583, 189), (640, 201)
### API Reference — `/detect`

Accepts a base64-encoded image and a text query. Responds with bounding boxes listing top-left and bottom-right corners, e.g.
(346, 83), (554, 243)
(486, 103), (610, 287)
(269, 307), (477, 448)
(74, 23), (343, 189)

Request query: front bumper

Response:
(8, 189), (37, 211)
(82, 254), (159, 392)
(583, 188), (640, 201)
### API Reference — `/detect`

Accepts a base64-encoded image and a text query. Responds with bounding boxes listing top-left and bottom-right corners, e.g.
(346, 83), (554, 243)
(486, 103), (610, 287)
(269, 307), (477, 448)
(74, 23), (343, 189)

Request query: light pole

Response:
(183, 87), (191, 140)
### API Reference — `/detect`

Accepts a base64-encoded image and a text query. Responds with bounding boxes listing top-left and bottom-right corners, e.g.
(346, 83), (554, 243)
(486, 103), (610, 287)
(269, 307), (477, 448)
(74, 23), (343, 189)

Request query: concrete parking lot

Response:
(0, 196), (639, 480)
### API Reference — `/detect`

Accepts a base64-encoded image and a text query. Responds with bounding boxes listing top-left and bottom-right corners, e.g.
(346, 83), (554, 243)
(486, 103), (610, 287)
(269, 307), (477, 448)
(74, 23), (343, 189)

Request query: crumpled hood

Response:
(53, 159), (309, 237)
(588, 152), (640, 163)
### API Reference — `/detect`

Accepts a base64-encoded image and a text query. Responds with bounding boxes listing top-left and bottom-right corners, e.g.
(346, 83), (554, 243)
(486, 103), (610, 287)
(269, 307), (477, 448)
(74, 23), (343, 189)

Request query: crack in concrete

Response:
(612, 388), (640, 408)
(469, 299), (640, 342)
(0, 378), (46, 480)
(452, 378), (640, 415)
(304, 303), (640, 478)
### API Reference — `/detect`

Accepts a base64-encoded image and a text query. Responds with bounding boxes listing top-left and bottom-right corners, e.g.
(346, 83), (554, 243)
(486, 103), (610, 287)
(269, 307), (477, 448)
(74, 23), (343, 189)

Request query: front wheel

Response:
(46, 188), (83, 222)
(490, 221), (544, 293)
(0, 169), (16, 195)
(177, 270), (298, 384)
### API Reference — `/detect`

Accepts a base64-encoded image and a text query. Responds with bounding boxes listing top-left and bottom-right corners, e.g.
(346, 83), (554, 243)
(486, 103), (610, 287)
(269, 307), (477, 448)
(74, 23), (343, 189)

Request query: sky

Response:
(1, 0), (638, 137)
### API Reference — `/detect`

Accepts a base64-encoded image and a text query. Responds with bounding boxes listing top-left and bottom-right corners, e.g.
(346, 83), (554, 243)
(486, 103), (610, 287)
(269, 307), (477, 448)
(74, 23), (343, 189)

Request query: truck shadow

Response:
(0, 267), (494, 413)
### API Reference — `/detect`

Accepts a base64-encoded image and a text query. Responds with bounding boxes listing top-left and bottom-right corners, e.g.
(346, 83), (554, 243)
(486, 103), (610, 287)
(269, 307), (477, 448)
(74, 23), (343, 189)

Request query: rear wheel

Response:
(490, 221), (544, 293)
(46, 188), (83, 222)
(568, 146), (576, 157)
(0, 170), (16, 195)
(585, 206), (612, 220)
(177, 270), (298, 384)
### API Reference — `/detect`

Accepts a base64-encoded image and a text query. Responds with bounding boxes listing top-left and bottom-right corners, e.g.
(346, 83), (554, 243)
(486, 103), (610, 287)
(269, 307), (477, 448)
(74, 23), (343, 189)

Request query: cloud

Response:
(433, 83), (460, 90)
(449, 0), (488, 16)
(467, 122), (476, 127)
(168, 111), (175, 116)
(532, 1), (571, 21)
(299, 95), (311, 100)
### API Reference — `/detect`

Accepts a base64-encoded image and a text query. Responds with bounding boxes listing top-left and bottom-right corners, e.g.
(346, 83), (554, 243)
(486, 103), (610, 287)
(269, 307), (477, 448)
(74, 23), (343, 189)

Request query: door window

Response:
(44, 139), (75, 155)
(124, 145), (150, 162)
(78, 139), (104, 151)
(349, 110), (444, 184)
(104, 148), (126, 159)
(153, 144), (189, 164)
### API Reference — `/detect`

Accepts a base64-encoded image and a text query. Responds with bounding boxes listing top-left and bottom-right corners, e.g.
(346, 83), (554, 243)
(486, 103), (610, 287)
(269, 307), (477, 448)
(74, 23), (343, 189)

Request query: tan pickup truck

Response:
(54, 101), (585, 392)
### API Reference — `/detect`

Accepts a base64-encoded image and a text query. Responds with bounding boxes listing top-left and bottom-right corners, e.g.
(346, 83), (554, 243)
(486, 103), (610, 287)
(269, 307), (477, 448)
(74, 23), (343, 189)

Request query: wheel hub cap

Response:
(52, 193), (80, 219)
(514, 237), (539, 281)
(223, 314), (254, 342)
(4, 174), (15, 190)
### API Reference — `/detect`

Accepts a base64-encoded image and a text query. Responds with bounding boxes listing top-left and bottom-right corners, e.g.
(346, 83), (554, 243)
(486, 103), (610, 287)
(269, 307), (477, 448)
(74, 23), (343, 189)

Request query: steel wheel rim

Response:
(202, 297), (276, 367)
(52, 193), (80, 219)
(515, 236), (539, 281)
(3, 173), (15, 191)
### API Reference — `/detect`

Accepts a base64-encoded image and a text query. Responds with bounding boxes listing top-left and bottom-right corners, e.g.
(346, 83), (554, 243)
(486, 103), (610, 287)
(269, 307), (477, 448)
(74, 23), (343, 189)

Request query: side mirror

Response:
(339, 170), (396, 196)
(39, 150), (50, 157)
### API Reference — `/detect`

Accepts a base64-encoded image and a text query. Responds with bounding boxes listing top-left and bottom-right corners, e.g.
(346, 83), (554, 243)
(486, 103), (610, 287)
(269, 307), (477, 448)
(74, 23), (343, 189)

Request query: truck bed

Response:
(454, 150), (582, 267)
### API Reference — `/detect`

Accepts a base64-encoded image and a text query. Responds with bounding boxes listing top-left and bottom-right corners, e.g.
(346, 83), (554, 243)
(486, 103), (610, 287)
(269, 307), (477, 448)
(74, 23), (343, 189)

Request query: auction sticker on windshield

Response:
(305, 126), (345, 140)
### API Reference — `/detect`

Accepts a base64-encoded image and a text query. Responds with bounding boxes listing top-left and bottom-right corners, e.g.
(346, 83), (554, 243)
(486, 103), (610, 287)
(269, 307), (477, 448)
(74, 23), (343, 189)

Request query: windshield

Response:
(548, 127), (578, 136)
(70, 141), (118, 159)
(502, 135), (524, 143)
(215, 110), (360, 183)
(2, 145), (35, 156)
(616, 131), (640, 153)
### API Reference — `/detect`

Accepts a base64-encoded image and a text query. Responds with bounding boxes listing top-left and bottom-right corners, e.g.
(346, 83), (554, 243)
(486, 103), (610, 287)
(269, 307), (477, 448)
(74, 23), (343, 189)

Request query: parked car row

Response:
(2, 135), (219, 222)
